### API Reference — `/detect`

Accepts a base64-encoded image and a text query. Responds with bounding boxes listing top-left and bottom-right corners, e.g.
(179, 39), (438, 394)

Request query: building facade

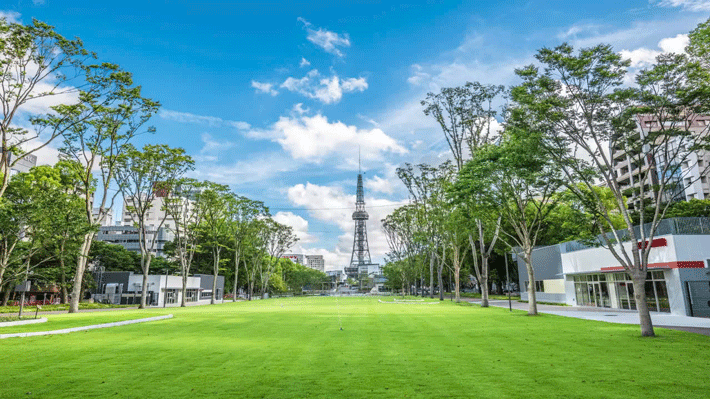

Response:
(516, 218), (710, 317)
(96, 224), (173, 257)
(93, 271), (224, 307)
(305, 255), (325, 272)
(282, 254), (305, 265)
(6, 153), (37, 176)
(612, 115), (710, 210)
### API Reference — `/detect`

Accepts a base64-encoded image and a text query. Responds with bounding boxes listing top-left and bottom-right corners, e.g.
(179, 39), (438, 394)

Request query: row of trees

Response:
(0, 17), (316, 311)
(383, 19), (710, 337)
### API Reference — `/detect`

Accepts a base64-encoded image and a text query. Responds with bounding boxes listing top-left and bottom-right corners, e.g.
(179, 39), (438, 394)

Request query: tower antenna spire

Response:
(346, 151), (371, 281)
(358, 146), (361, 175)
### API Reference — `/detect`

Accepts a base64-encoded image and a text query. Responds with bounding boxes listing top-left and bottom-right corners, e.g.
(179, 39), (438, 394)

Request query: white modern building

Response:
(93, 271), (225, 307)
(516, 218), (710, 317)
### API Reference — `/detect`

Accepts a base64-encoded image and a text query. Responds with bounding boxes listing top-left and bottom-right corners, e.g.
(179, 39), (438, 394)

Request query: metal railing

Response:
(563, 217), (710, 253)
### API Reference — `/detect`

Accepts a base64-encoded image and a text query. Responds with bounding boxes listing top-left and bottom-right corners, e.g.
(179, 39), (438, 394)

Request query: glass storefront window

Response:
(573, 273), (611, 308)
(612, 270), (669, 313)
(655, 281), (670, 312)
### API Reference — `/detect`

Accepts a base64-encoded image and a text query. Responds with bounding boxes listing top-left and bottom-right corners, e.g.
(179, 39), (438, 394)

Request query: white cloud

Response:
(0, 11), (21, 23)
(247, 113), (407, 167)
(364, 175), (393, 195)
(659, 34), (690, 54)
(364, 163), (402, 196)
(298, 17), (351, 57)
(299, 57), (311, 67)
(196, 133), (235, 162)
(341, 77), (368, 92)
(619, 48), (661, 68)
(159, 109), (250, 130)
(557, 24), (602, 40)
(656, 0), (710, 11)
(189, 151), (296, 186)
(407, 64), (431, 86)
(33, 0), (46, 5)
(292, 103), (309, 115)
(16, 82), (81, 115)
(280, 70), (368, 104)
(273, 212), (317, 244)
(620, 33), (689, 68)
(251, 80), (278, 96)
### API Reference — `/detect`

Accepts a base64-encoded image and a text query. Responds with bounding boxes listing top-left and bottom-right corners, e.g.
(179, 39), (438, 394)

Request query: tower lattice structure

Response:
(346, 172), (372, 279)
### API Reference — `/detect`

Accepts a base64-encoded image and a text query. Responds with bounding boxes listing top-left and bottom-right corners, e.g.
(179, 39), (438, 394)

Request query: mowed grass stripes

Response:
(1, 297), (708, 398)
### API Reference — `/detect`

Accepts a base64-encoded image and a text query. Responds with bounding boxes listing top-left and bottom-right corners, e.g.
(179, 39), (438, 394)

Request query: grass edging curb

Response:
(0, 314), (173, 339)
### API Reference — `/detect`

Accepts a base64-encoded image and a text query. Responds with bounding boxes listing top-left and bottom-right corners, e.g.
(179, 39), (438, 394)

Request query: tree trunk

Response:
(233, 250), (240, 302)
(437, 262), (444, 301)
(181, 267), (188, 308)
(481, 256), (489, 308)
(69, 232), (95, 313)
(60, 268), (68, 304)
(454, 261), (460, 303)
(632, 272), (655, 337)
(429, 252), (435, 299)
(140, 253), (153, 309)
(525, 250), (537, 315)
(1, 287), (10, 306)
(401, 273), (406, 297)
(211, 248), (220, 305)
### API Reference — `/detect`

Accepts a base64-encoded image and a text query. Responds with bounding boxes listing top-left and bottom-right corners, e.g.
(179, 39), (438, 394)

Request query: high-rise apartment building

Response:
(612, 114), (710, 210)
(305, 255), (324, 272)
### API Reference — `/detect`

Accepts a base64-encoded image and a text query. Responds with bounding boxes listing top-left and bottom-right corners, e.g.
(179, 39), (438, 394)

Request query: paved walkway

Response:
(467, 298), (710, 336)
(0, 299), (227, 317)
(0, 314), (173, 339)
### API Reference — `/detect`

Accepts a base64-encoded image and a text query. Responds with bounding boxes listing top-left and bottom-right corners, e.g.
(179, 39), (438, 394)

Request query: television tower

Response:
(346, 151), (371, 280)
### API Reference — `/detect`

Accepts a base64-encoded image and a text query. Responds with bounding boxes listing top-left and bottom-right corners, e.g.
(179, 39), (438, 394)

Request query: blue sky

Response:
(3, 0), (709, 269)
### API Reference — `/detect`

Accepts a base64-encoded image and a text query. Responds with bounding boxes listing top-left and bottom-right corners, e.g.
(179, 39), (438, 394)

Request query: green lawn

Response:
(1, 297), (708, 398)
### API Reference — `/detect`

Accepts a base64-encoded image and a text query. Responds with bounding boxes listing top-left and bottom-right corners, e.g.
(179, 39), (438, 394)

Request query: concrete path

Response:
(0, 314), (173, 339)
(469, 298), (710, 336)
(0, 299), (228, 317)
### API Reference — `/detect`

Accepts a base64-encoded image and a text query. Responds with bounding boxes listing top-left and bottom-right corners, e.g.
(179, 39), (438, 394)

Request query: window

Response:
(536, 281), (545, 292)
(614, 271), (669, 313)
(524, 280), (545, 292)
(574, 274), (611, 308)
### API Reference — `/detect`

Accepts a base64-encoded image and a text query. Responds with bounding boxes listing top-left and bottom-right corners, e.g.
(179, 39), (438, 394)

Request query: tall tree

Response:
(115, 144), (194, 308)
(196, 182), (232, 304)
(424, 82), (505, 306)
(456, 127), (563, 315)
(0, 18), (95, 198)
(260, 219), (298, 298)
(512, 41), (710, 335)
(226, 195), (268, 301)
(422, 82), (505, 170)
(163, 178), (205, 307)
(49, 63), (159, 313)
(397, 162), (454, 300)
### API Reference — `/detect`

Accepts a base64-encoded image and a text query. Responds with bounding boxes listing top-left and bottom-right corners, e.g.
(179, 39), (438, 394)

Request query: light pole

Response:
(163, 266), (170, 308)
